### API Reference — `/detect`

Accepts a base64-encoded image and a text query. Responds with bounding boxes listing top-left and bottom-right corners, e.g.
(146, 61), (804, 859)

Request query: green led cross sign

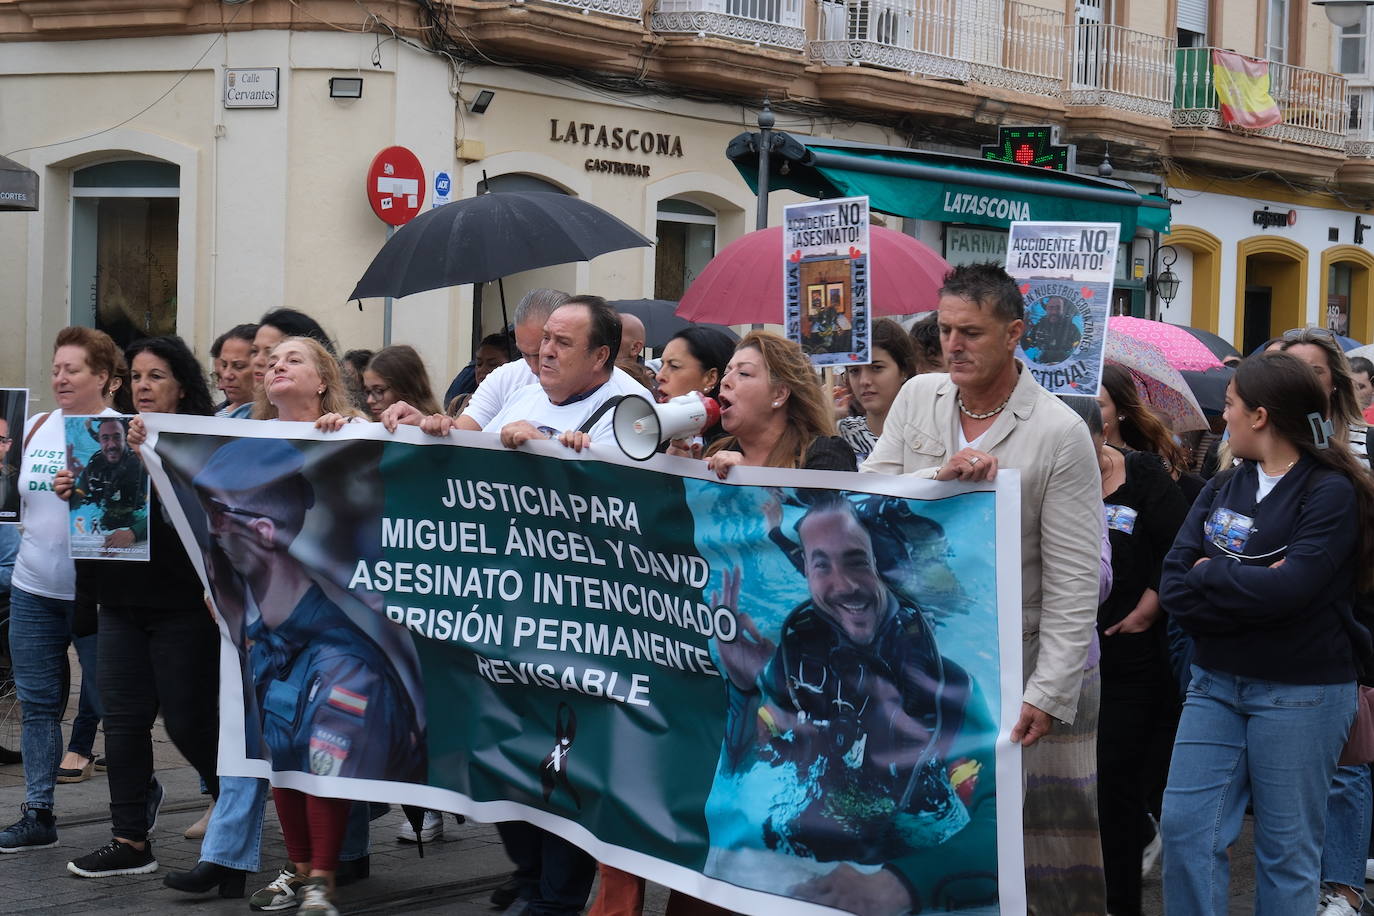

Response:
(981, 126), (1073, 172)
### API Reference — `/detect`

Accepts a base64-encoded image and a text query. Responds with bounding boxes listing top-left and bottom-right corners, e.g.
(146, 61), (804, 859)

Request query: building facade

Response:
(2, 0), (1372, 397)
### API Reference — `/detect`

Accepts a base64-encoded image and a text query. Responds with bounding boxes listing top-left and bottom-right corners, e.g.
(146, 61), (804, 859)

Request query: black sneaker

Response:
(0, 804), (57, 853)
(67, 839), (158, 877)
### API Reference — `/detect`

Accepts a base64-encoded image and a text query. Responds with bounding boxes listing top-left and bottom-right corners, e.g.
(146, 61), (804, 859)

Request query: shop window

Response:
(654, 199), (716, 302)
(1330, 262), (1354, 335)
(70, 161), (180, 350)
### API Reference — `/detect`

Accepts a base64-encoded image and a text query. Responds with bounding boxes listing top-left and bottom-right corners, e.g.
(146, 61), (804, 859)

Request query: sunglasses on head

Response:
(1283, 327), (1336, 342)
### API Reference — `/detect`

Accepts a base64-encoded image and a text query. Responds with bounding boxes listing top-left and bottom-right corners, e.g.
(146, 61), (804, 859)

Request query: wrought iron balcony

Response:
(806, 0), (1063, 97)
(1173, 47), (1348, 150)
(1065, 23), (1174, 119)
(523, 0), (645, 18)
(1346, 86), (1374, 158)
(652, 0), (806, 51)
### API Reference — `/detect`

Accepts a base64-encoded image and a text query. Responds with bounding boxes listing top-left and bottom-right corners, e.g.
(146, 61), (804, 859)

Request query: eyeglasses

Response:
(364, 385), (390, 400)
(206, 498), (271, 526)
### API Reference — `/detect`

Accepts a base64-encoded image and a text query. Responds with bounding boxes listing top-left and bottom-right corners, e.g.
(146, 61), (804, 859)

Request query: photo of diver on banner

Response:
(694, 485), (1003, 913)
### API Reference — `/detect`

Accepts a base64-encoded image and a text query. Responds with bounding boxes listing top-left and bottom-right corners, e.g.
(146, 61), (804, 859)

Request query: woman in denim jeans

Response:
(1159, 352), (1374, 915)
(0, 327), (121, 852)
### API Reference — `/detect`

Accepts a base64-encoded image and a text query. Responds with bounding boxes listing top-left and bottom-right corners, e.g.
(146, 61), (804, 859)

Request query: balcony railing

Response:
(807, 0), (1063, 97)
(526, 0), (645, 18)
(1065, 24), (1174, 119)
(1347, 86), (1374, 158)
(1173, 47), (1347, 150)
(652, 0), (805, 50)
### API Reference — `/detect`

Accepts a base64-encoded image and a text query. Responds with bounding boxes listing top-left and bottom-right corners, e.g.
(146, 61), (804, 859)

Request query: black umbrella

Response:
(1174, 324), (1240, 362)
(609, 300), (739, 351)
(349, 191), (653, 301)
(1181, 366), (1233, 416)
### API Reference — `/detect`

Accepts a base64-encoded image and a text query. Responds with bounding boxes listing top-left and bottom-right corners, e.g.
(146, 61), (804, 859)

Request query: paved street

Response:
(0, 650), (1261, 915)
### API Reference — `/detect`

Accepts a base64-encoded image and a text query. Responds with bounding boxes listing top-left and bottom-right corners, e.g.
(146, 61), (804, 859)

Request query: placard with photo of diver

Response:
(65, 414), (150, 561)
(1006, 221), (1118, 397)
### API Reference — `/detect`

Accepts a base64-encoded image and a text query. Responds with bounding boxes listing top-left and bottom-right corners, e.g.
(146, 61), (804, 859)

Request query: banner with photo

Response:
(1005, 221), (1118, 397)
(64, 414), (150, 560)
(0, 389), (27, 523)
(784, 196), (872, 368)
(142, 416), (1024, 916)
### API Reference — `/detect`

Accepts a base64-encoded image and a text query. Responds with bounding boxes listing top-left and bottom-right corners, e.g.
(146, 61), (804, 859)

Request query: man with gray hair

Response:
(381, 288), (570, 432)
(862, 262), (1104, 914)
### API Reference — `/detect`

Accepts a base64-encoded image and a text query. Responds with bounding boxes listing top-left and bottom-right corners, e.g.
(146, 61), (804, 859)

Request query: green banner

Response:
(142, 416), (1025, 915)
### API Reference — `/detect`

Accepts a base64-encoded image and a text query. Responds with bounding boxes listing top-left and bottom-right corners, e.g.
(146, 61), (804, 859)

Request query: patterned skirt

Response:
(1022, 663), (1106, 916)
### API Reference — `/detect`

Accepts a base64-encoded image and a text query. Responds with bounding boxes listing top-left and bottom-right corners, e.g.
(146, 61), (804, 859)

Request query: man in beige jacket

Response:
(863, 263), (1105, 915)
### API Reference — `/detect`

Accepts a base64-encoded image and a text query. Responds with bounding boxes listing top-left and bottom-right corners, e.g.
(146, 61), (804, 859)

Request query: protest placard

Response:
(1005, 222), (1118, 396)
(0, 389), (27, 523)
(143, 417), (1024, 915)
(64, 414), (150, 560)
(785, 196), (871, 368)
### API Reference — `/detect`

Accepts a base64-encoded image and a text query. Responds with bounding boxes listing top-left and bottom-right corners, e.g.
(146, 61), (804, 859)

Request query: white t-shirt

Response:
(1256, 466), (1286, 502)
(13, 407), (120, 600)
(484, 368), (650, 446)
(461, 359), (539, 428)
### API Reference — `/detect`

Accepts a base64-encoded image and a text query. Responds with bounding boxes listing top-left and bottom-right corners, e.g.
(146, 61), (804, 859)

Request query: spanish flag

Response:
(1212, 50), (1282, 129)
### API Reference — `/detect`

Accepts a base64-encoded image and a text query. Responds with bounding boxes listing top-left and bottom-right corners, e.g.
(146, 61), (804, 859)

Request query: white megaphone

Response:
(612, 392), (721, 461)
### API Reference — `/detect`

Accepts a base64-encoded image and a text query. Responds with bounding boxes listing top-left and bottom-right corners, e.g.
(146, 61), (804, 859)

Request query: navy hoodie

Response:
(1160, 456), (1358, 685)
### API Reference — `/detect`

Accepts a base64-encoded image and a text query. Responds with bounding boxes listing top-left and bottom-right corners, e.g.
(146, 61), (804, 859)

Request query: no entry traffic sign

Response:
(367, 146), (425, 226)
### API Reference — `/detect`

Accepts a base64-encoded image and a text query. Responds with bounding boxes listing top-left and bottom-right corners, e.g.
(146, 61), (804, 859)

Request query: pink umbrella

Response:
(1108, 316), (1225, 372)
(1105, 332), (1209, 432)
(676, 225), (949, 324)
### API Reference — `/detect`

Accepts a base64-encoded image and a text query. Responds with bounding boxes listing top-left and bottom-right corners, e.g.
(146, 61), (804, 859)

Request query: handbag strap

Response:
(22, 411), (50, 453)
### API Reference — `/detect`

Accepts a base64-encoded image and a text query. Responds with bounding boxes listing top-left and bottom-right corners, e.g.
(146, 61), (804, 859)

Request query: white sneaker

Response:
(298, 878), (339, 916)
(397, 809), (444, 843)
(1366, 858), (1374, 882)
(1141, 814), (1162, 878)
(1319, 891), (1361, 916)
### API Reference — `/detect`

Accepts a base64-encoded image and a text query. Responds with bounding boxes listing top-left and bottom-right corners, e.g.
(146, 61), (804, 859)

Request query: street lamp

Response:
(1314, 0), (1374, 28)
(1150, 245), (1181, 306)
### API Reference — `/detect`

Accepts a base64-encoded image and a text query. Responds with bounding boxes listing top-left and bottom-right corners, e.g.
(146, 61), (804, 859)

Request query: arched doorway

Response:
(1163, 225), (1221, 334)
(1320, 245), (1374, 342)
(1235, 235), (1307, 354)
(70, 159), (180, 350)
(472, 173), (577, 339)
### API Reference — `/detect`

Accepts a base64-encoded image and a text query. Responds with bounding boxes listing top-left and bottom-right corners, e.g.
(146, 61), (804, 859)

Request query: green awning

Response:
(728, 133), (1171, 236)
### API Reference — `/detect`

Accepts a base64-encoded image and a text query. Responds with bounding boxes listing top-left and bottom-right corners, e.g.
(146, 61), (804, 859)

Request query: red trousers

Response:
(587, 863), (735, 916)
(272, 788), (350, 872)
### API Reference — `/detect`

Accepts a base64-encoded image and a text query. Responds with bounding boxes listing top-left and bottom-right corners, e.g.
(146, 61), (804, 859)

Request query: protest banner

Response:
(0, 389), (27, 523)
(142, 416), (1024, 915)
(785, 196), (871, 368)
(64, 414), (149, 560)
(1005, 221), (1118, 396)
